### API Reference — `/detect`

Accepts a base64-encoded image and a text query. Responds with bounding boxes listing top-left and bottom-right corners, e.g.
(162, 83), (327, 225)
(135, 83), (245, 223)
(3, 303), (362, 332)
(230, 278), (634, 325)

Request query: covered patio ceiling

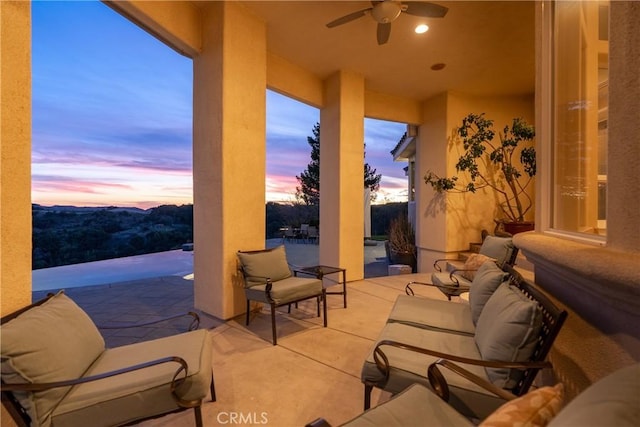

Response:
(238, 1), (535, 101)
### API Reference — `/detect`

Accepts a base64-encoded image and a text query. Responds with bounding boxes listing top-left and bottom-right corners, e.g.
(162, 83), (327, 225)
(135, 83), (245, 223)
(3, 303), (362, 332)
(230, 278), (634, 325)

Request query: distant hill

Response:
(32, 201), (407, 270)
(32, 204), (148, 215)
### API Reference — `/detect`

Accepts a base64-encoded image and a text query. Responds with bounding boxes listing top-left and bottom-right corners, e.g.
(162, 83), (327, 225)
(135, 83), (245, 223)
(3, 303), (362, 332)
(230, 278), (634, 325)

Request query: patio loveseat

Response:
(361, 262), (567, 420)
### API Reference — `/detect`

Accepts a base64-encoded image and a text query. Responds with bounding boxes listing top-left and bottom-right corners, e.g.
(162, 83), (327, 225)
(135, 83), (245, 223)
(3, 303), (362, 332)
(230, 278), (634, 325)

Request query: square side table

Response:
(295, 265), (347, 308)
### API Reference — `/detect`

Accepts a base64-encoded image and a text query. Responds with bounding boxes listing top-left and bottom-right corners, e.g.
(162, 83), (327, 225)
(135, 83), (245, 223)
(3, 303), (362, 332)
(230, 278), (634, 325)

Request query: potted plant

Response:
(424, 113), (536, 235)
(386, 214), (417, 272)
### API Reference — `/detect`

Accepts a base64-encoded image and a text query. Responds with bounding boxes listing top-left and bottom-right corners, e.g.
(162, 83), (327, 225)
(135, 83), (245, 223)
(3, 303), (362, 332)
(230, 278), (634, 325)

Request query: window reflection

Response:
(552, 0), (608, 236)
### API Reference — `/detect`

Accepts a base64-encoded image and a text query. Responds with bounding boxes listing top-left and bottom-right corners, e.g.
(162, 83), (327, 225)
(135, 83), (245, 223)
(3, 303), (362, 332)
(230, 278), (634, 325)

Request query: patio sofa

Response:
(361, 262), (567, 420)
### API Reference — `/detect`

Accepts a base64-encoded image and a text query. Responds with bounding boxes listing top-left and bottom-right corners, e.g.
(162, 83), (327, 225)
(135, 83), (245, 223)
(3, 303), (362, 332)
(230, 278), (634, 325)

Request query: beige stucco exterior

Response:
(192, 1), (267, 319)
(415, 91), (535, 269)
(1, 3), (32, 425)
(1, 2), (638, 416)
(320, 71), (366, 279)
(1, 1), (32, 315)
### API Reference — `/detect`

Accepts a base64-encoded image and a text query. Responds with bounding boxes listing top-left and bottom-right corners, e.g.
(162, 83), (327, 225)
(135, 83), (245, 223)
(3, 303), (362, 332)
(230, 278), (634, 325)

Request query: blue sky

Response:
(31, 1), (408, 209)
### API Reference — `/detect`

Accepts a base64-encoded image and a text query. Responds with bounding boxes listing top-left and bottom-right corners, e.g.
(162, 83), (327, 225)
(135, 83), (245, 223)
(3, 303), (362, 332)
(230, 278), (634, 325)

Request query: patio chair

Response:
(298, 224), (310, 242)
(283, 226), (296, 242)
(237, 245), (327, 345)
(1, 291), (215, 427)
(406, 235), (518, 300)
(307, 225), (319, 244)
(362, 264), (567, 419)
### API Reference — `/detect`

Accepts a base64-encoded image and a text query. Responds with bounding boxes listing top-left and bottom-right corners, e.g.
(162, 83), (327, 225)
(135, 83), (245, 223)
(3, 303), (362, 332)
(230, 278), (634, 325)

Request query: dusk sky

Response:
(32, 1), (408, 209)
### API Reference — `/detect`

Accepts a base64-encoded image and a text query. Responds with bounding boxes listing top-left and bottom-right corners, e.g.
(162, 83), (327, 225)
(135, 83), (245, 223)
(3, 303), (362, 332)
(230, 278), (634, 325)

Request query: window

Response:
(550, 0), (608, 236)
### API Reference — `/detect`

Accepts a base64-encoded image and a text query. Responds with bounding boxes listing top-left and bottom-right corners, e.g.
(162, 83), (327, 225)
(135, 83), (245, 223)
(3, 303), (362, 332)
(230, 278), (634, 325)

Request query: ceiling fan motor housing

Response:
(371, 1), (402, 23)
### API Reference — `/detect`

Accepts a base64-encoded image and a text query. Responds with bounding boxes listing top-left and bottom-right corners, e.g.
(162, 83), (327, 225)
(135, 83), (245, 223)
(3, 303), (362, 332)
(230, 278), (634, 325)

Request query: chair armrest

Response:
(447, 268), (482, 286)
(237, 267), (275, 303)
(372, 339), (551, 396)
(1, 356), (199, 408)
(97, 312), (201, 331)
(427, 359), (518, 402)
(405, 281), (470, 296)
(433, 258), (451, 272)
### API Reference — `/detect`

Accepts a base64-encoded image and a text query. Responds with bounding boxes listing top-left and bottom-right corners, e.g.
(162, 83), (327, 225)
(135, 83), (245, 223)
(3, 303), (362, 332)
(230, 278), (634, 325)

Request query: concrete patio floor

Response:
(33, 270), (445, 426)
(30, 240), (439, 426)
(134, 272), (445, 427)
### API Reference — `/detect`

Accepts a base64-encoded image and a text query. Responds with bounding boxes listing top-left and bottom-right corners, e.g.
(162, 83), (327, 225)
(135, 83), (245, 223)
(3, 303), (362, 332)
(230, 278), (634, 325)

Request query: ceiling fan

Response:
(326, 0), (448, 45)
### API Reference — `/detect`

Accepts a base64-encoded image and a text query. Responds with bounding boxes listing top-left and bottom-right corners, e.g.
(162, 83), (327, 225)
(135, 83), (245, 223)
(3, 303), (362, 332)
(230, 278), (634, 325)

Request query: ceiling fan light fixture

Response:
(415, 24), (429, 34)
(371, 2), (402, 24)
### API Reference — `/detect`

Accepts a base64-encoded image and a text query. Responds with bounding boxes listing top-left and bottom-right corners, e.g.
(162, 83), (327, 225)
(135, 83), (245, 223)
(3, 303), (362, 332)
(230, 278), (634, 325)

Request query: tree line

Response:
(33, 202), (407, 269)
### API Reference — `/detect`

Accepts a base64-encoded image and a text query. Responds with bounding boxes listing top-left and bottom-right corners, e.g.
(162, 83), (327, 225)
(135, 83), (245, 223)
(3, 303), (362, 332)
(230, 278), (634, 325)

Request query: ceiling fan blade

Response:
(377, 22), (391, 45)
(403, 2), (448, 18)
(326, 8), (371, 28)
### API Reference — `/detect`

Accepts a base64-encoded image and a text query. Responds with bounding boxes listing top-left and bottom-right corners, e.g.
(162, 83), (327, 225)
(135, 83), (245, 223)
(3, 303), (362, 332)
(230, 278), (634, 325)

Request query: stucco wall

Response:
(1, 1), (32, 315)
(1, 3), (31, 425)
(416, 91), (534, 270)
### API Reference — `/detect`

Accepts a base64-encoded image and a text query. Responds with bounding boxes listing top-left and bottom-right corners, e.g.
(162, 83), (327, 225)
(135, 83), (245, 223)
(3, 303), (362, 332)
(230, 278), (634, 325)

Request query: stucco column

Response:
(319, 71), (365, 280)
(1, 1), (32, 316)
(608, 1), (640, 251)
(415, 93), (449, 271)
(193, 2), (266, 319)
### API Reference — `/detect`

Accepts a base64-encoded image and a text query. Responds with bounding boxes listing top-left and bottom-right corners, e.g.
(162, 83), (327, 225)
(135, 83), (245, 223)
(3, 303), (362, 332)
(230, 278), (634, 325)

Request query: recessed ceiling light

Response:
(431, 63), (446, 71)
(415, 24), (429, 34)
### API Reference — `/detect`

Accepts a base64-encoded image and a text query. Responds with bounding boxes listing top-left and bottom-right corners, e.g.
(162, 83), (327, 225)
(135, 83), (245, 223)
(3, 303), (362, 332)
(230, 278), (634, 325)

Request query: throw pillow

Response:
(468, 261), (509, 325)
(237, 245), (292, 287)
(474, 282), (542, 387)
(480, 235), (515, 265)
(460, 253), (496, 281)
(480, 384), (564, 427)
(1, 291), (105, 426)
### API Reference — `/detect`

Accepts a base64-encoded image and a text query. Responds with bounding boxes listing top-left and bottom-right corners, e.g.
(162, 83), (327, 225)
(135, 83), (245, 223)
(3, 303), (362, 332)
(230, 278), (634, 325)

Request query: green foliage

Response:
(265, 202), (319, 238)
(296, 122), (382, 205)
(296, 123), (321, 205)
(32, 204), (193, 269)
(370, 202), (408, 236)
(424, 113), (536, 223)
